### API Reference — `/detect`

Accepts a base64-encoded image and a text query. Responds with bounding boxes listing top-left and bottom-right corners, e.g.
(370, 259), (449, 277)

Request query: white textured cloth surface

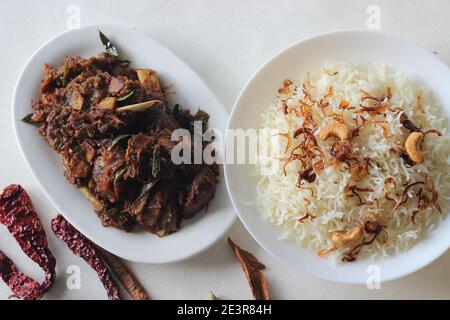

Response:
(0, 0), (449, 300)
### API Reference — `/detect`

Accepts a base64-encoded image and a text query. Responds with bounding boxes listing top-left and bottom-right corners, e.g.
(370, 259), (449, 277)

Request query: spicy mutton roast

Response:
(24, 32), (218, 236)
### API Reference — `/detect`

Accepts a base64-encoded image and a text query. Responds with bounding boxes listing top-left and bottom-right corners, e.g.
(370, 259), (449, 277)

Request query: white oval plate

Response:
(225, 30), (450, 284)
(13, 25), (235, 263)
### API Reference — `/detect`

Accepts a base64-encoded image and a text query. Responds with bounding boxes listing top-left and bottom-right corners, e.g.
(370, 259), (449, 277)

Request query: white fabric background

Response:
(0, 0), (449, 300)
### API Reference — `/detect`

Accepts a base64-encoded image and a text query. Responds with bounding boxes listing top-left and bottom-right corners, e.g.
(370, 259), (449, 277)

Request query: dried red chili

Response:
(0, 184), (56, 300)
(51, 214), (120, 300)
(0, 250), (43, 300)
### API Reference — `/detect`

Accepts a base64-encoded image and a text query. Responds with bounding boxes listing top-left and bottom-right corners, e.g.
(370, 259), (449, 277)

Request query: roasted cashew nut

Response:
(319, 122), (350, 141)
(317, 226), (364, 257)
(405, 131), (424, 164)
(331, 226), (364, 248)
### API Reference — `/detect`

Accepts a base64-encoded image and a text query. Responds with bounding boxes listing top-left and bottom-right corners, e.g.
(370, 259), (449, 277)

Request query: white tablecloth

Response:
(0, 0), (449, 300)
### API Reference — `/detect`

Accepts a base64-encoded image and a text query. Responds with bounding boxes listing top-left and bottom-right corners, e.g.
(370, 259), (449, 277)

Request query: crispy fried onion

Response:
(329, 113), (345, 124)
(338, 100), (355, 110)
(351, 115), (368, 137)
(299, 186), (317, 198)
(357, 88), (391, 115)
(349, 158), (371, 182)
(384, 177), (398, 202)
(279, 101), (288, 115)
(392, 181), (425, 211)
(345, 185), (374, 206)
(351, 118), (390, 138)
(416, 90), (424, 112)
(298, 212), (316, 223)
(317, 99), (329, 117)
(282, 127), (324, 176)
(372, 120), (391, 138)
(318, 221), (386, 262)
(411, 177), (442, 224)
(302, 80), (316, 103)
(330, 140), (359, 164)
(298, 100), (317, 127)
(324, 86), (334, 99)
(423, 129), (443, 137)
(272, 132), (292, 154)
(324, 69), (338, 76)
(228, 238), (270, 300)
(278, 79), (294, 95)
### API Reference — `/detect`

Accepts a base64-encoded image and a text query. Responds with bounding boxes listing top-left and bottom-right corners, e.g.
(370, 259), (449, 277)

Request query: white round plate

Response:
(225, 30), (450, 284)
(13, 25), (235, 263)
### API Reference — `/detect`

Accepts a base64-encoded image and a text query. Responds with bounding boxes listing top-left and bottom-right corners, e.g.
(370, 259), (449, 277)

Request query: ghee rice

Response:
(256, 64), (450, 262)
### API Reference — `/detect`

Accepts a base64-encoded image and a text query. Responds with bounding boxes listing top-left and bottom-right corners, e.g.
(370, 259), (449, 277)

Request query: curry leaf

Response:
(62, 62), (70, 86)
(98, 30), (119, 57)
(194, 109), (210, 122)
(21, 113), (36, 125)
(113, 167), (127, 187)
(106, 207), (121, 218)
(116, 89), (135, 103)
(194, 109), (210, 132)
(152, 148), (161, 178)
(108, 134), (132, 151)
(138, 178), (160, 200)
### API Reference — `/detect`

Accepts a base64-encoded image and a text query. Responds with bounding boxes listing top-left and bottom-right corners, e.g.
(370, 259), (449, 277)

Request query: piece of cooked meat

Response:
(180, 166), (217, 219)
(126, 179), (178, 236)
(92, 146), (128, 203)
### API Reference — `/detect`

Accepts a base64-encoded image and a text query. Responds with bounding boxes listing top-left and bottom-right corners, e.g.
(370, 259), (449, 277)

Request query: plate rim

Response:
(224, 29), (450, 284)
(12, 24), (236, 264)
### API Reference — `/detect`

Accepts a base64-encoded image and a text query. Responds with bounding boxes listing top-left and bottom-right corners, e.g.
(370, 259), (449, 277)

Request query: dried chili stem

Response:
(97, 247), (150, 300)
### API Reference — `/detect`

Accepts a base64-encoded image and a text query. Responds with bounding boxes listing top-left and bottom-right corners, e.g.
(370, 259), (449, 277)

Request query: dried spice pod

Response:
(97, 247), (149, 300)
(0, 184), (56, 298)
(51, 214), (121, 300)
(297, 167), (316, 186)
(400, 112), (421, 132)
(228, 238), (270, 300)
